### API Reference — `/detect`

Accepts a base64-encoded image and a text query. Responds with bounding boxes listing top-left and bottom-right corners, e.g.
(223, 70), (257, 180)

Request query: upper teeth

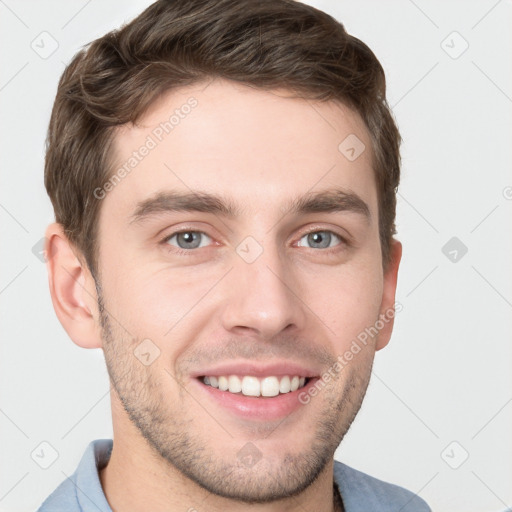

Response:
(203, 375), (307, 397)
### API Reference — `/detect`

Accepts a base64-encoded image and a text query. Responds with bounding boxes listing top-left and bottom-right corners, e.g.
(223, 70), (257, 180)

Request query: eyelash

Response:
(160, 228), (350, 257)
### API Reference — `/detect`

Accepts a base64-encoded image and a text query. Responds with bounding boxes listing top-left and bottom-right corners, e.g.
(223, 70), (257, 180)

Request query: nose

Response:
(219, 242), (307, 340)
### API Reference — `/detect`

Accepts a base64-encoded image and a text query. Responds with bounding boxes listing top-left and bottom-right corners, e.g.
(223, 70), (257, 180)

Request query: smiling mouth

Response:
(199, 375), (311, 398)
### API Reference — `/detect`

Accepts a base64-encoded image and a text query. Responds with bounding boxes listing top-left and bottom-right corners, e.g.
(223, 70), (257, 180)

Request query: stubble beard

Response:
(96, 285), (374, 504)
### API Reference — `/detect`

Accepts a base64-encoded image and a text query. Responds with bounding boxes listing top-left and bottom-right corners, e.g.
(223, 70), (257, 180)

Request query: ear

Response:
(375, 239), (402, 351)
(45, 223), (103, 349)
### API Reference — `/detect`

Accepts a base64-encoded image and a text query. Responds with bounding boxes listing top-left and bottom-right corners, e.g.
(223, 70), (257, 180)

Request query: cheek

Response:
(101, 261), (216, 343)
(308, 263), (383, 346)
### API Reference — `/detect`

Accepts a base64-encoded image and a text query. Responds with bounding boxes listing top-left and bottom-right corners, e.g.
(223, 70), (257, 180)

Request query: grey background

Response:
(0, 1), (511, 511)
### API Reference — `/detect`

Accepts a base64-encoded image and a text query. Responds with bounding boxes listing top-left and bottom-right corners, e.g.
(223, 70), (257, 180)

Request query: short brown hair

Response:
(45, 0), (401, 276)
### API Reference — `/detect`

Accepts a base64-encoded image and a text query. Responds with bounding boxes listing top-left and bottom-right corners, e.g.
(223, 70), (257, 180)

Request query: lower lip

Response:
(192, 378), (319, 421)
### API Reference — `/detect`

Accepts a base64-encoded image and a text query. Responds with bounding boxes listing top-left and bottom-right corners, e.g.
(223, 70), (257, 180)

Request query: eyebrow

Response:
(129, 188), (371, 224)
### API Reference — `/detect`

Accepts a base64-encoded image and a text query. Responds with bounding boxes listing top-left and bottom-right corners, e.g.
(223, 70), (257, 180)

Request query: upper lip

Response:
(191, 361), (320, 379)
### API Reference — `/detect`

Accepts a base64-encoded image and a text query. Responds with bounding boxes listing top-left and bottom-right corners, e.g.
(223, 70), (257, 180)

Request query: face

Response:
(93, 78), (398, 502)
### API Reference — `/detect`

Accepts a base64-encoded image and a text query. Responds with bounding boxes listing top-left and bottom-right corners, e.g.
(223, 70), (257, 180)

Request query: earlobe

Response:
(45, 223), (103, 349)
(375, 239), (402, 351)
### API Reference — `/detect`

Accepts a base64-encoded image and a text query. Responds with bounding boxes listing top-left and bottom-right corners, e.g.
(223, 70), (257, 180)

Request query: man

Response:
(38, 0), (431, 510)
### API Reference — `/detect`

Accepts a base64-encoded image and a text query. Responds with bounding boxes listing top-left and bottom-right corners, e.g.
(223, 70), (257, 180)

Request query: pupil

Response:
(179, 232), (199, 248)
(309, 231), (330, 248)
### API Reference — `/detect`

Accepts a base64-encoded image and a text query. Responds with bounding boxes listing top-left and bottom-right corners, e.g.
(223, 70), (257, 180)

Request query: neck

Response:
(100, 393), (342, 512)
(100, 435), (340, 512)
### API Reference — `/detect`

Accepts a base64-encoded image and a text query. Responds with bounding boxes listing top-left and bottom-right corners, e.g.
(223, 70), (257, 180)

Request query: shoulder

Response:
(333, 460), (431, 512)
(36, 439), (113, 512)
(36, 477), (79, 512)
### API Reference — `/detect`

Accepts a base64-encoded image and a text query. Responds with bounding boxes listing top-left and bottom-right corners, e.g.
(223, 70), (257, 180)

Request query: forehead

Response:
(106, 78), (377, 220)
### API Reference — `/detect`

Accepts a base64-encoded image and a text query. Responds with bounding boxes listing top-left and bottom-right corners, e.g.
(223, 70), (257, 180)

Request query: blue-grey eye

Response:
(166, 231), (212, 250)
(297, 231), (341, 249)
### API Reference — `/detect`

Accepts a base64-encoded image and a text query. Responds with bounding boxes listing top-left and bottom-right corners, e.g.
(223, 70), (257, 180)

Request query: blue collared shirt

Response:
(36, 439), (431, 512)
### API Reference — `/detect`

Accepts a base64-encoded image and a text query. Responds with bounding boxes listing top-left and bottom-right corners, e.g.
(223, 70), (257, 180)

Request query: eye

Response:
(297, 230), (344, 250)
(163, 230), (213, 251)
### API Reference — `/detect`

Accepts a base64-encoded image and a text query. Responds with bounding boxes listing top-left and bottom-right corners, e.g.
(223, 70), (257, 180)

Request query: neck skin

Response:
(99, 391), (339, 512)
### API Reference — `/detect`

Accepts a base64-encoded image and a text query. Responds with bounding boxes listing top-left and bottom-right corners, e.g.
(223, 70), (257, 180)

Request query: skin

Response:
(45, 78), (401, 512)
